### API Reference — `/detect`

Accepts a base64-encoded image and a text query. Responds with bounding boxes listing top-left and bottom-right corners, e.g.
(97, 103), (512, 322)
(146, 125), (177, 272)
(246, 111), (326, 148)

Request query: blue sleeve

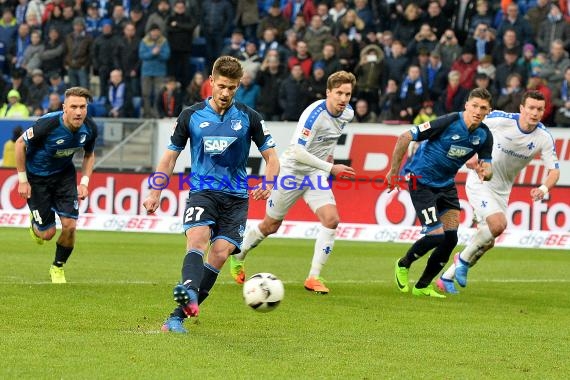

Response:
(409, 113), (459, 141)
(168, 108), (191, 151)
(248, 108), (276, 152)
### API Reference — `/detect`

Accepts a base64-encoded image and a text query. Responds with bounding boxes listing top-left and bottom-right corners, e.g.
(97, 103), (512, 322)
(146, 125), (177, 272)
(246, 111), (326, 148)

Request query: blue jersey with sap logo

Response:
(403, 112), (493, 188)
(23, 111), (98, 176)
(169, 99), (276, 197)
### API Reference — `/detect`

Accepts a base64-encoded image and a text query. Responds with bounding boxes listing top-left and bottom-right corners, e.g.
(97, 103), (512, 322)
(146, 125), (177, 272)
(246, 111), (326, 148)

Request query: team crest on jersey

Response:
(203, 136), (237, 154)
(26, 128), (34, 139)
(469, 135), (480, 145)
(56, 139), (65, 145)
(231, 120), (243, 131)
(79, 134), (86, 143)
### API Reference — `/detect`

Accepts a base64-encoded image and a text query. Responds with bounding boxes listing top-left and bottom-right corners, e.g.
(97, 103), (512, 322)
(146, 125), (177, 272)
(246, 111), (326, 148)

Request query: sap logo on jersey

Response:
(204, 136), (237, 154)
(447, 144), (472, 158)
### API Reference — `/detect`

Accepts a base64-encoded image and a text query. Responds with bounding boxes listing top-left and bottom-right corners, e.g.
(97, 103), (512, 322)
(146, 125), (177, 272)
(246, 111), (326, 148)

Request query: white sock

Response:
(441, 263), (456, 280)
(459, 225), (493, 264)
(235, 225), (265, 261)
(308, 226), (336, 277)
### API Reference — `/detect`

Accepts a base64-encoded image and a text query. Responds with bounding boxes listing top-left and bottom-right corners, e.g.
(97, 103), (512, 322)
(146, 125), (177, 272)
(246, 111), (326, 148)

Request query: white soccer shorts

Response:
(466, 179), (508, 225)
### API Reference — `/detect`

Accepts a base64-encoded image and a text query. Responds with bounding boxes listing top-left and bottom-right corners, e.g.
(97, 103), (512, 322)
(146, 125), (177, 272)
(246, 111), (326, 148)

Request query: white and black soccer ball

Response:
(243, 272), (284, 312)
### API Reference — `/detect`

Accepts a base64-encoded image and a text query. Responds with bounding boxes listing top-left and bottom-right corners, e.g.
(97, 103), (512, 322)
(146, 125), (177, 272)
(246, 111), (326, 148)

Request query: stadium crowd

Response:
(0, 0), (569, 126)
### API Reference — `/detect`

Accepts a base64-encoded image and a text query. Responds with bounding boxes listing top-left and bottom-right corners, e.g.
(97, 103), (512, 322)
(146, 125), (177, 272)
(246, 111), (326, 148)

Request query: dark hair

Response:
(65, 87), (93, 102)
(468, 87), (492, 104)
(327, 70), (356, 91)
(212, 56), (243, 81)
(521, 90), (545, 105)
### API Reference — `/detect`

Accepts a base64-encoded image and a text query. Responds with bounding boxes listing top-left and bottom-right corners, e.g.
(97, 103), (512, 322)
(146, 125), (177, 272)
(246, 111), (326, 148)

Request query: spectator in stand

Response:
(44, 91), (63, 113)
(474, 71), (498, 99)
(0, 90), (29, 118)
(468, 22), (495, 61)
(288, 40), (313, 79)
(8, 23), (31, 73)
(256, 1), (289, 42)
(467, 0), (494, 36)
(451, 41), (479, 90)
(434, 28), (462, 69)
(111, 4), (129, 35)
(155, 76), (182, 118)
(279, 63), (310, 121)
(239, 40), (263, 78)
(333, 8), (366, 42)
(397, 64), (425, 123)
(21, 0), (45, 28)
(495, 47), (527, 93)
(307, 61), (327, 103)
(93, 19), (116, 98)
(234, 0), (260, 42)
(354, 98), (377, 123)
(85, 2), (102, 38)
(145, 0), (170, 35)
(407, 23), (438, 60)
(316, 2), (333, 28)
(527, 73), (553, 123)
(536, 3), (570, 53)
(435, 70), (469, 115)
(47, 72), (66, 96)
(287, 13), (307, 42)
(477, 54), (496, 81)
(42, 4), (65, 38)
(378, 78), (400, 123)
(424, 0), (451, 39)
(40, 27), (65, 78)
(2, 126), (22, 168)
(201, 0), (233, 72)
(3, 69), (30, 105)
(379, 30), (394, 59)
(304, 14), (334, 61)
(139, 23), (170, 118)
(114, 22), (141, 98)
(540, 39), (570, 88)
(496, 2), (534, 45)
(256, 50), (287, 121)
(64, 17), (93, 90)
(492, 27), (521, 65)
(59, 4), (76, 37)
(393, 3), (422, 44)
(353, 0), (374, 33)
(518, 43), (537, 79)
(106, 69), (132, 118)
(221, 29), (246, 58)
(200, 75), (212, 99)
(166, 0), (197, 89)
(354, 44), (384, 114)
(283, 0), (316, 25)
(183, 71), (205, 107)
(525, 0), (551, 38)
(496, 72), (524, 113)
(258, 27), (284, 61)
(421, 50), (448, 102)
(552, 66), (570, 127)
(21, 29), (44, 74)
(385, 40), (409, 84)
(319, 42), (342, 77)
(329, 0), (348, 24)
(413, 100), (438, 125)
(27, 69), (49, 112)
(235, 70), (260, 109)
(129, 5), (147, 40)
(336, 31), (358, 72)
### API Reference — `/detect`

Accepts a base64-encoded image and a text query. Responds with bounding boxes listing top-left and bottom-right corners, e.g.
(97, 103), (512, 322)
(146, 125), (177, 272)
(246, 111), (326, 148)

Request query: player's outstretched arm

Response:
(252, 147), (280, 201)
(14, 136), (31, 199)
(143, 149), (181, 213)
(530, 168), (560, 201)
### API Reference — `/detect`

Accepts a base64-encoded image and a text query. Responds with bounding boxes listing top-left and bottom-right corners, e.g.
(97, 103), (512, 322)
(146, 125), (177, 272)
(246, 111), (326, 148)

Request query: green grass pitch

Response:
(1, 227), (569, 379)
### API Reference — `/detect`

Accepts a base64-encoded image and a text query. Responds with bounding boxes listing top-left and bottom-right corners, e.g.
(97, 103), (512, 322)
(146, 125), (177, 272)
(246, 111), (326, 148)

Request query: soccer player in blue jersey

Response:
(387, 88), (494, 298)
(15, 87), (97, 284)
(143, 56), (280, 333)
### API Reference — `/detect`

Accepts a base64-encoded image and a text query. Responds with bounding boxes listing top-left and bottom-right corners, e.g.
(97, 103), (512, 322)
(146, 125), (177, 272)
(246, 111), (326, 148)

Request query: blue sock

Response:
(198, 263), (220, 305)
(181, 249), (204, 292)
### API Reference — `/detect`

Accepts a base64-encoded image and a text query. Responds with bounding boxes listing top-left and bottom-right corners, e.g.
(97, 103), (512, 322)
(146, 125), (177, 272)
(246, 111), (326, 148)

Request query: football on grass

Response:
(243, 273), (284, 312)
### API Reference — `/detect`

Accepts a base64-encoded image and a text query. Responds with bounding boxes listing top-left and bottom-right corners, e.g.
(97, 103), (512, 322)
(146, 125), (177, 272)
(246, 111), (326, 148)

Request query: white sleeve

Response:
(291, 145), (334, 173)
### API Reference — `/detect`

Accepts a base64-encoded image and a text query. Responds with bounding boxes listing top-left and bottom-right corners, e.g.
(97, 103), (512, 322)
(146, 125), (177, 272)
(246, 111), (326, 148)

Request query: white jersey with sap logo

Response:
(280, 100), (354, 174)
(467, 110), (560, 196)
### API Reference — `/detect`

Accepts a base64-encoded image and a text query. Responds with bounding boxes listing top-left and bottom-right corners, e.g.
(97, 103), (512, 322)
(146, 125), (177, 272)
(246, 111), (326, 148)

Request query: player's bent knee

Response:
(260, 219), (282, 235)
(41, 228), (57, 240)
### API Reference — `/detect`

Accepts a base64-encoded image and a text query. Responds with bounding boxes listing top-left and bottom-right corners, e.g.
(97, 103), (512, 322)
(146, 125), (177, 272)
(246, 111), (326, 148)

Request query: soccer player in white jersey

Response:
(437, 90), (561, 294)
(229, 71), (357, 294)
